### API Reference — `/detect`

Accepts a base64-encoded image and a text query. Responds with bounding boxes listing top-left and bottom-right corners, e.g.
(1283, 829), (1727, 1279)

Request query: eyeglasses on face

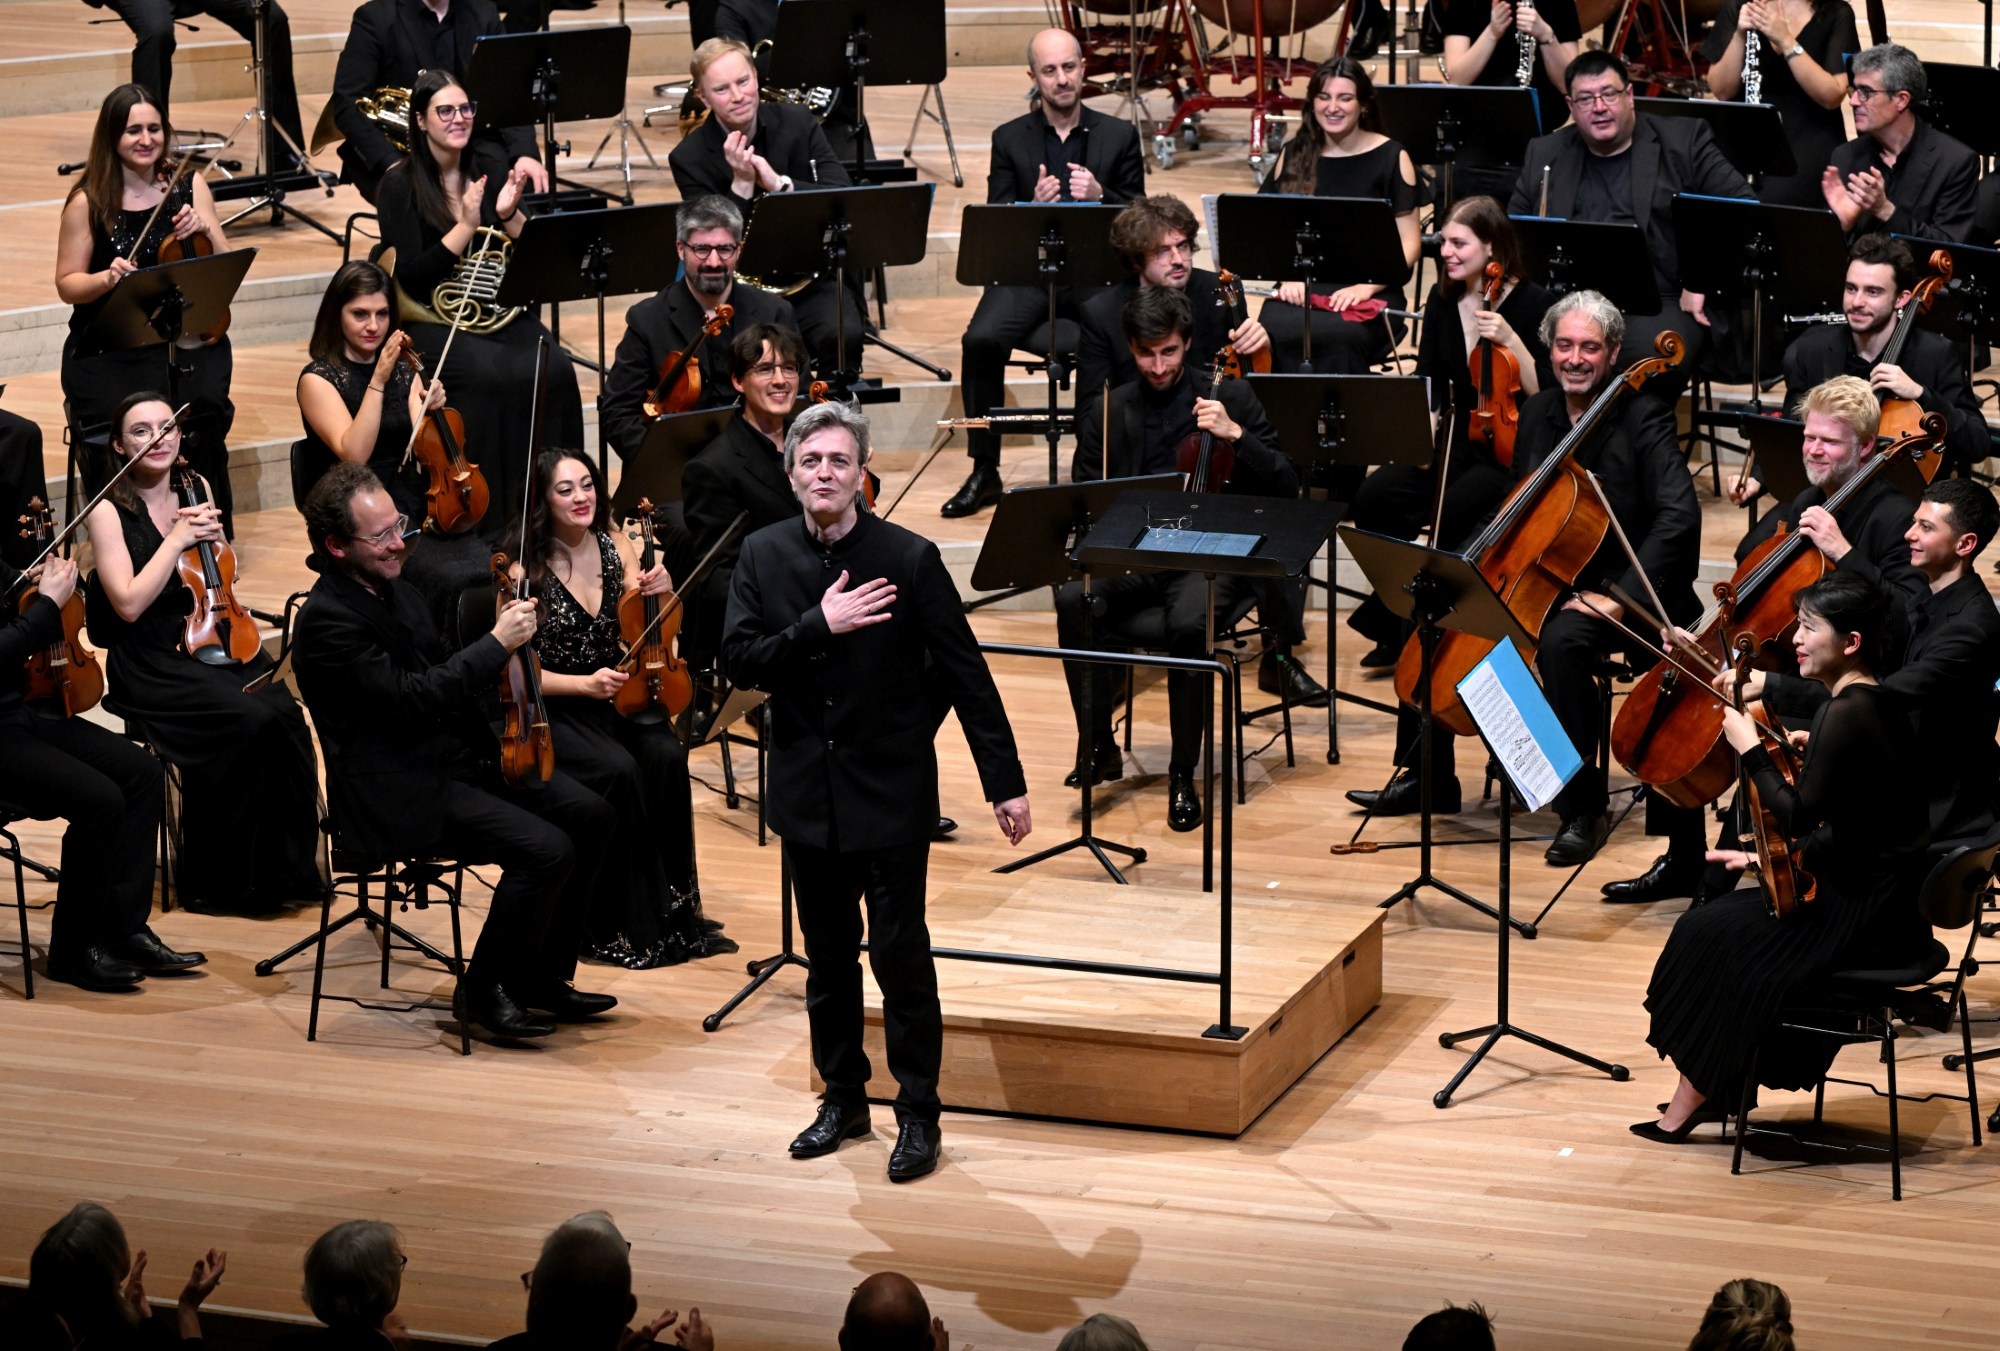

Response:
(356, 514), (411, 549)
(748, 362), (799, 379)
(684, 242), (740, 260)
(1849, 83), (1891, 102)
(1568, 86), (1629, 109)
(430, 101), (478, 122)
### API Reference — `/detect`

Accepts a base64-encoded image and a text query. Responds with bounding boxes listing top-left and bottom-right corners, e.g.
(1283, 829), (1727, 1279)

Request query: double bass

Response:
(13, 497), (105, 717)
(399, 345), (490, 535)
(613, 499), (692, 723)
(1466, 261), (1522, 468)
(171, 457), (262, 666)
(1394, 332), (1687, 735)
(494, 337), (557, 791)
(642, 304), (734, 420)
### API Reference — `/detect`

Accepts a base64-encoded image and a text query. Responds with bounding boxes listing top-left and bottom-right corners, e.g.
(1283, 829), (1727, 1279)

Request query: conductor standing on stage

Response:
(721, 400), (1031, 1183)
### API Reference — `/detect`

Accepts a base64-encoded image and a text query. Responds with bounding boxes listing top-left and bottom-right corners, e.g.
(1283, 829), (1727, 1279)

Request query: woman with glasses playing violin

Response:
(504, 451), (737, 969)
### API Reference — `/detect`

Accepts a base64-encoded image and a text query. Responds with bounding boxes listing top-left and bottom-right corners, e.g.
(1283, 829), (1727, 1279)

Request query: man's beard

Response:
(689, 265), (732, 298)
(1848, 306), (1893, 340)
(1805, 450), (1857, 489)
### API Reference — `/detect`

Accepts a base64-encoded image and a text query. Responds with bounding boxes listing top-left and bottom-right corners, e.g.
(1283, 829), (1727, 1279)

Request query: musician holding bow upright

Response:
(293, 463), (618, 1041)
(599, 195), (800, 465)
(1822, 44), (1978, 244)
(939, 28), (1146, 520)
(1058, 288), (1296, 831)
(721, 401), (1030, 1183)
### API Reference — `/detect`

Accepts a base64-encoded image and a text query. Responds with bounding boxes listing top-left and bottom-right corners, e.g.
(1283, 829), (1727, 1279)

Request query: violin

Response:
(1874, 248), (1953, 454)
(643, 303), (734, 420)
(497, 337), (557, 791)
(1729, 637), (1816, 920)
(1173, 346), (1237, 492)
(1466, 261), (1523, 468)
(399, 346), (490, 535)
(170, 457), (262, 667)
(151, 170), (231, 344)
(13, 497), (104, 717)
(1611, 412), (1946, 808)
(613, 499), (692, 723)
(1394, 331), (1687, 735)
(1214, 270), (1272, 376)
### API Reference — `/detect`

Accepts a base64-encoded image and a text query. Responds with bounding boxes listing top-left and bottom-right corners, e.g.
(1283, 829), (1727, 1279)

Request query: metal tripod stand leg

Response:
(902, 83), (963, 188)
(704, 853), (810, 1032)
(584, 110), (662, 204)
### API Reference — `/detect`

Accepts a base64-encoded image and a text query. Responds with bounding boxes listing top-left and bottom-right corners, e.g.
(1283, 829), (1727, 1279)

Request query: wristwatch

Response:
(1786, 41), (1805, 57)
(775, 174), (795, 192)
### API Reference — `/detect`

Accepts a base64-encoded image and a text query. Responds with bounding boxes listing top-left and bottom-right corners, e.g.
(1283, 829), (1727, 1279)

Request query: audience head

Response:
(1687, 1279), (1794, 1351)
(30, 1202), (138, 1344)
(302, 1220), (405, 1333)
(1910, 477), (2000, 578)
(677, 195), (746, 299)
(1798, 375), (1881, 489)
(1056, 1313), (1149, 1351)
(1437, 196), (1525, 295)
(1286, 57), (1379, 191)
(1842, 236), (1916, 336)
(1026, 30), (1085, 115)
(524, 1212), (637, 1351)
(838, 1272), (936, 1351)
(311, 260), (400, 366)
(691, 38), (760, 131)
(75, 84), (172, 235)
(307, 462), (408, 589)
(403, 69), (477, 232)
(1109, 196), (1200, 288)
(730, 323), (807, 423)
(1540, 290), (1624, 395)
(1403, 1302), (1496, 1351)
(1562, 50), (1636, 152)
(1121, 285), (1196, 390)
(1793, 569), (1900, 681)
(1849, 44), (1925, 136)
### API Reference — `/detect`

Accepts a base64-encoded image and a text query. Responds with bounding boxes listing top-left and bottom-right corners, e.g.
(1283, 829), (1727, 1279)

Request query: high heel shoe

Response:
(1629, 1107), (1727, 1143)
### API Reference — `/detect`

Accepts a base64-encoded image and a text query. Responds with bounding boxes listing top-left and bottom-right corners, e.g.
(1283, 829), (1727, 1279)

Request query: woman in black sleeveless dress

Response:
(56, 84), (238, 532)
(511, 451), (734, 969)
(82, 393), (324, 914)
(1256, 57), (1425, 376)
(1702, 0), (1860, 209)
(1638, 572), (1929, 1141)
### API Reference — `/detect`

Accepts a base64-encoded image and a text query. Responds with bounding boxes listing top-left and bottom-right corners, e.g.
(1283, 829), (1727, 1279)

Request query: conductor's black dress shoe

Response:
(790, 1100), (873, 1158)
(887, 1120), (942, 1182)
(940, 465), (1004, 518)
(466, 984), (558, 1039)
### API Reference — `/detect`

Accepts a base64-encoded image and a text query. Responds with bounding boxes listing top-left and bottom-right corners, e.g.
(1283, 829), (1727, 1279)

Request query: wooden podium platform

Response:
(826, 874), (1385, 1135)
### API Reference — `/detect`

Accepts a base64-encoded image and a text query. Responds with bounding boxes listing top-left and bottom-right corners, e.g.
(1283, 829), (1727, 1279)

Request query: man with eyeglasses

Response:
(293, 462), (620, 1043)
(1509, 49), (1753, 388)
(1823, 43), (1978, 244)
(600, 196), (801, 465)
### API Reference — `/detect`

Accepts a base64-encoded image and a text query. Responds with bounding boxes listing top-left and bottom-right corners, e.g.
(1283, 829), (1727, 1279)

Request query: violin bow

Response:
(612, 510), (748, 669)
(396, 308), (472, 471)
(25, 404), (192, 573)
(125, 151), (199, 264)
(1425, 384), (1455, 547)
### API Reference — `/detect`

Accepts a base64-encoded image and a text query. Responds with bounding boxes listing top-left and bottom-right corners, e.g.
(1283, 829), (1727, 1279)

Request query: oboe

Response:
(1515, 1), (1537, 85)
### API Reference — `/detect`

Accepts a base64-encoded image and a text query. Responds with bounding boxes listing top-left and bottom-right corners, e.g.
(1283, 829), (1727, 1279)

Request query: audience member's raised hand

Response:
(178, 1248), (226, 1339)
(122, 1249), (152, 1321)
(930, 1315), (949, 1351)
(676, 1307), (714, 1351)
(620, 1306), (681, 1351)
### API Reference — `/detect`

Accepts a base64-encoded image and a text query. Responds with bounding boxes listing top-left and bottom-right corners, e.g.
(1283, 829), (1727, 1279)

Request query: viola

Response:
(1173, 346), (1237, 492)
(643, 303), (734, 420)
(1611, 412), (1946, 808)
(1214, 270), (1272, 376)
(170, 457), (262, 667)
(1729, 637), (1816, 920)
(13, 496), (104, 717)
(1393, 332), (1687, 735)
(613, 499), (692, 723)
(1874, 248), (1953, 455)
(1466, 261), (1523, 468)
(399, 345), (490, 535)
(497, 337), (557, 791)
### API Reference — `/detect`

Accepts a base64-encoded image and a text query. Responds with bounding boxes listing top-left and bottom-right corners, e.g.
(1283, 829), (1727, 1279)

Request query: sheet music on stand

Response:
(1454, 641), (1581, 814)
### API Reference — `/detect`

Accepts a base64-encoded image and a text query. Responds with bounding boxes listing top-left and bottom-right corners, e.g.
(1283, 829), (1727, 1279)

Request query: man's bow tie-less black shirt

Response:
(1138, 374), (1199, 472)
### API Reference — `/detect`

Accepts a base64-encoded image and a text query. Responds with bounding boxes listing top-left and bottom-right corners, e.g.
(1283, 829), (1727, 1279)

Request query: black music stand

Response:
(970, 473), (1180, 882)
(767, 0), (947, 178)
(1338, 527), (1533, 938)
(1672, 194), (1846, 413)
(1634, 98), (1795, 186)
(1508, 218), (1662, 315)
(957, 203), (1125, 482)
(1373, 85), (1543, 212)
(739, 183), (933, 404)
(1213, 194), (1412, 372)
(1920, 63), (2000, 158)
(1897, 234), (2000, 381)
(467, 27), (632, 199)
(495, 203), (681, 484)
(84, 251), (257, 412)
(1247, 372), (1431, 764)
(611, 406), (736, 515)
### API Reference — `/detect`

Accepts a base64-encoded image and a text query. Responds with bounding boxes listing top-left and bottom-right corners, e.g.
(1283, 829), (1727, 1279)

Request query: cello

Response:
(493, 337), (557, 791)
(1214, 270), (1273, 375)
(1872, 248), (1954, 449)
(170, 457), (263, 666)
(1394, 332), (1687, 736)
(612, 499), (692, 723)
(1611, 412), (1946, 808)
(399, 345), (490, 535)
(642, 303), (734, 420)
(13, 497), (105, 717)
(1174, 344), (1238, 492)
(1465, 260), (1523, 468)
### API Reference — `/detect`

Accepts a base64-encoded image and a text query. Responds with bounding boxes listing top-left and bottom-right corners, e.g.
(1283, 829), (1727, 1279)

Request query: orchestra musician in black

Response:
(712, 0), (871, 162)
(1822, 43), (1978, 244)
(1436, 0), (1583, 201)
(1701, 0), (1860, 209)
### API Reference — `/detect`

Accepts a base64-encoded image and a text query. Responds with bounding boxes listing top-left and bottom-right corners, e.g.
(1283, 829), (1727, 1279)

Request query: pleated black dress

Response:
(534, 532), (734, 968)
(1645, 682), (1931, 1110)
(89, 502), (324, 911)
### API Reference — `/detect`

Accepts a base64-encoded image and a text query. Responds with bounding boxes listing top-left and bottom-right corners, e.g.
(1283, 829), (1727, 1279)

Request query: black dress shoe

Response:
(466, 983), (558, 1039)
(940, 465), (1004, 518)
(1359, 638), (1401, 669)
(1344, 770), (1461, 816)
(1629, 1112), (1725, 1144)
(1601, 851), (1705, 904)
(524, 983), (618, 1021)
(1168, 767), (1202, 833)
(1258, 652), (1329, 708)
(46, 946), (144, 992)
(932, 816), (958, 840)
(887, 1120), (942, 1182)
(1545, 812), (1611, 867)
(790, 1099), (873, 1158)
(105, 928), (206, 972)
(1063, 738), (1123, 789)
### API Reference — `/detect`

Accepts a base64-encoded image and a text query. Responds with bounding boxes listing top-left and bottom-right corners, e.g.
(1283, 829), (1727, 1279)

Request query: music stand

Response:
(1919, 63), (2000, 158)
(1896, 235), (2000, 380)
(1508, 218), (1662, 316)
(205, 0), (340, 244)
(1373, 85), (1543, 212)
(1634, 98), (1795, 185)
(957, 203), (1125, 481)
(466, 27), (633, 202)
(767, 0), (948, 178)
(495, 203), (681, 484)
(84, 251), (257, 410)
(611, 406), (736, 515)
(1672, 194), (1847, 413)
(1248, 372), (1432, 764)
(970, 473), (1181, 883)
(1213, 194), (1412, 372)
(1338, 527), (1533, 938)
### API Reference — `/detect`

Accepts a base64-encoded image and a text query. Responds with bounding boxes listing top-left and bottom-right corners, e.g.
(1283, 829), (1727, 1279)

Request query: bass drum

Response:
(1190, 0), (1339, 37)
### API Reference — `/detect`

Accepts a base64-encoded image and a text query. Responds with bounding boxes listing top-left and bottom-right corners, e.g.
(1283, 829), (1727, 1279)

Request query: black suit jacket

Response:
(1762, 569), (2000, 841)
(599, 282), (798, 460)
(291, 564), (511, 857)
(721, 511), (1026, 849)
(1072, 375), (1297, 498)
(330, 0), (536, 186)
(986, 104), (1146, 205)
(1075, 271), (1244, 426)
(1508, 114), (1753, 296)
(1827, 118), (1980, 244)
(1737, 471), (1928, 610)
(1782, 322), (1987, 471)
(669, 103), (850, 201)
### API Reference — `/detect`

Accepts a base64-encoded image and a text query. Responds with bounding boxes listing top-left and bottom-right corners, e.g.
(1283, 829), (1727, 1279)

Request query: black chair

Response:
(1730, 837), (1999, 1200)
(291, 438), (335, 512)
(0, 802), (57, 999)
(1012, 319), (1081, 390)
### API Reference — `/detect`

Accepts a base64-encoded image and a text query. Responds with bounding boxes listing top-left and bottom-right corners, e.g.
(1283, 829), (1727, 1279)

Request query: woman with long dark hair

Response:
(55, 84), (238, 532)
(82, 392), (324, 915)
(1638, 569), (1928, 1142)
(376, 70), (585, 543)
(1255, 57), (1425, 374)
(505, 450), (734, 968)
(1702, 0), (1859, 208)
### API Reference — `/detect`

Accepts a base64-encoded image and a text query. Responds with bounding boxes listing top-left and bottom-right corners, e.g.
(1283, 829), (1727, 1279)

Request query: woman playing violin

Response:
(506, 451), (735, 968)
(1638, 570), (1928, 1142)
(56, 84), (238, 532)
(82, 393), (323, 915)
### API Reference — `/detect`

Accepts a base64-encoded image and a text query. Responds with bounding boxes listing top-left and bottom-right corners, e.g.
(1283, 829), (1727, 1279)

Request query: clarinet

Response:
(1743, 28), (1764, 103)
(1515, 0), (1537, 85)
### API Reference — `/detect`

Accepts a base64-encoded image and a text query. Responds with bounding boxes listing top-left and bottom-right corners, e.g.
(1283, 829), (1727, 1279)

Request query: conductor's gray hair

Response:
(302, 1221), (404, 1330)
(784, 399), (872, 473)
(676, 194), (744, 244)
(1851, 43), (1927, 104)
(1538, 288), (1625, 351)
